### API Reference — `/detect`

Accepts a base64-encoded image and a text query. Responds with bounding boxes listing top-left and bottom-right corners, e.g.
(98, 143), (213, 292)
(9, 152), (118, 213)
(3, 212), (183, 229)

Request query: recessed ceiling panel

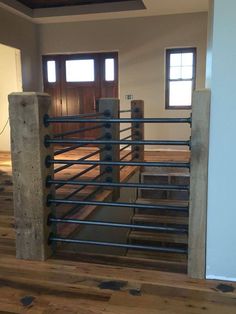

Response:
(17, 0), (134, 9)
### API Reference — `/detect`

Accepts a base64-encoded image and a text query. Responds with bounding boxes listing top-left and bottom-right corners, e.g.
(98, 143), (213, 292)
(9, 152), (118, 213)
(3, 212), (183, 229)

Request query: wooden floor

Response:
(1, 150), (236, 313)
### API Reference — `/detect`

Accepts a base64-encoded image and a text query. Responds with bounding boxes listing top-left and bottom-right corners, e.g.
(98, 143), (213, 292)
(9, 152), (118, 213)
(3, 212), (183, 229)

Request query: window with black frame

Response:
(165, 47), (196, 109)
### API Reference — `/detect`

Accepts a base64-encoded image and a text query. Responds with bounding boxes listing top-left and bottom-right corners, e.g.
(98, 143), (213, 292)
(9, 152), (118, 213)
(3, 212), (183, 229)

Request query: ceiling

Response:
(0, 0), (208, 24)
(17, 0), (132, 9)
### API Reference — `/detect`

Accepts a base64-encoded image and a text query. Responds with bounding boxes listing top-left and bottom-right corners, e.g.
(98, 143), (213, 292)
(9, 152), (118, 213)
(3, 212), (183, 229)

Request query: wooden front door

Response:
(42, 52), (118, 139)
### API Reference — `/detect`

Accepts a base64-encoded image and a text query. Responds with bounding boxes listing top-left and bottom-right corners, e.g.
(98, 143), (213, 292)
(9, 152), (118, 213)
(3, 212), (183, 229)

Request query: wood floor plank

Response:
(108, 292), (236, 314)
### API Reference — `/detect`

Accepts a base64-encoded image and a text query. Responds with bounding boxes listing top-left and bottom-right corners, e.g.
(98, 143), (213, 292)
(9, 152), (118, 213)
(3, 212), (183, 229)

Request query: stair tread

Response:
(57, 250), (187, 273)
(133, 214), (188, 225)
(129, 230), (188, 244)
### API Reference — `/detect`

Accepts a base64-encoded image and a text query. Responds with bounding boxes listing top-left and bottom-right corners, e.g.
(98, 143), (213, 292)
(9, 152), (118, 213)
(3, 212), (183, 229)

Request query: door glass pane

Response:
(105, 58), (115, 81)
(169, 81), (192, 107)
(66, 59), (95, 82)
(47, 61), (56, 83)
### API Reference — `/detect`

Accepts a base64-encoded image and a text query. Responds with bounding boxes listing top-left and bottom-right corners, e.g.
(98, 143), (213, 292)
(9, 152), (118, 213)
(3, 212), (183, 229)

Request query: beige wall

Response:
(0, 7), (40, 91)
(39, 12), (208, 148)
(0, 44), (22, 151)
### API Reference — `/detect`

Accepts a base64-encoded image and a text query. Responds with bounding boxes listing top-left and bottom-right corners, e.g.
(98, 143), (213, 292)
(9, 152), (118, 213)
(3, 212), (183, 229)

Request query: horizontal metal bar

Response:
(50, 218), (188, 233)
(120, 127), (132, 133)
(53, 136), (104, 157)
(120, 155), (137, 170)
(54, 148), (101, 173)
(61, 186), (103, 218)
(46, 117), (191, 124)
(53, 125), (102, 139)
(56, 171), (105, 206)
(55, 164), (98, 190)
(47, 139), (191, 146)
(66, 172), (104, 199)
(49, 159), (190, 168)
(48, 198), (189, 212)
(57, 185), (86, 205)
(48, 179), (189, 191)
(49, 237), (187, 254)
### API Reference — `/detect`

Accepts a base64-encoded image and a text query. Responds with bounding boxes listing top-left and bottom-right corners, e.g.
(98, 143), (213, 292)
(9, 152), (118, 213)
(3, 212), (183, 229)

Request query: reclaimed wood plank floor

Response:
(1, 149), (236, 313)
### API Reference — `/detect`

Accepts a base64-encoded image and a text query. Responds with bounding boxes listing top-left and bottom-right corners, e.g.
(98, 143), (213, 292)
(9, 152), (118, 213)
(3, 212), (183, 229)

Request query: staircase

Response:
(126, 168), (189, 272)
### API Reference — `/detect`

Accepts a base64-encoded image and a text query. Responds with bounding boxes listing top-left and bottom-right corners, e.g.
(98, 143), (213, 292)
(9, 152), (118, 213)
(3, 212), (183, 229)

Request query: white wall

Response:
(206, 0), (236, 281)
(0, 7), (40, 91)
(39, 12), (208, 148)
(0, 44), (22, 151)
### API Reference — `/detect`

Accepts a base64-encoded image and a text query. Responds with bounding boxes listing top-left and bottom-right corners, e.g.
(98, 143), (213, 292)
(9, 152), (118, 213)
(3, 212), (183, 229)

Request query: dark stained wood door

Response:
(42, 52), (118, 139)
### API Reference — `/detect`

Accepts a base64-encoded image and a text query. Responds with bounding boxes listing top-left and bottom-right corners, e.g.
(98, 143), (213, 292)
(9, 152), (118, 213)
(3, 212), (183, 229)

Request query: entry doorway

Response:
(0, 44), (22, 152)
(42, 52), (119, 139)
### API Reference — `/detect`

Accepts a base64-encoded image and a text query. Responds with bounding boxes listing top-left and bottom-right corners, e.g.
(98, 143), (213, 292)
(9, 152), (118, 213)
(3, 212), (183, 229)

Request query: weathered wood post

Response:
(99, 98), (120, 200)
(188, 89), (211, 279)
(9, 92), (54, 261)
(131, 100), (145, 166)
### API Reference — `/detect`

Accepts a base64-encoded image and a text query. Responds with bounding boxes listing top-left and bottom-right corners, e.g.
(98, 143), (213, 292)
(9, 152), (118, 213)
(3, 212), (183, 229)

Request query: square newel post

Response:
(131, 100), (145, 167)
(9, 92), (54, 261)
(98, 98), (120, 200)
(188, 89), (211, 279)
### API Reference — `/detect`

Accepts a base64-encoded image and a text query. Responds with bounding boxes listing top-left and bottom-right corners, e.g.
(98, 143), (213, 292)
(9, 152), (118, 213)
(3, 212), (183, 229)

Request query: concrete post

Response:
(9, 92), (54, 261)
(131, 100), (144, 167)
(98, 98), (120, 200)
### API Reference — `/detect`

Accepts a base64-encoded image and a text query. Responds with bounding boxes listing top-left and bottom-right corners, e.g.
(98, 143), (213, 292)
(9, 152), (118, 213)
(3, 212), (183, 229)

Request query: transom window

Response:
(165, 48), (196, 109)
(65, 59), (95, 82)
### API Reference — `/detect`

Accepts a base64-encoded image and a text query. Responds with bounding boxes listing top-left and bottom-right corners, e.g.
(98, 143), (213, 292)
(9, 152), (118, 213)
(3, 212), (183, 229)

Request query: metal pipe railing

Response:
(62, 188), (102, 218)
(47, 158), (190, 169)
(120, 156), (137, 170)
(55, 164), (98, 190)
(45, 116), (191, 124)
(53, 136), (105, 157)
(48, 179), (189, 191)
(49, 237), (187, 254)
(54, 149), (102, 174)
(48, 197), (189, 212)
(56, 171), (105, 205)
(49, 217), (188, 233)
(47, 138), (191, 147)
(45, 98), (191, 260)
